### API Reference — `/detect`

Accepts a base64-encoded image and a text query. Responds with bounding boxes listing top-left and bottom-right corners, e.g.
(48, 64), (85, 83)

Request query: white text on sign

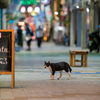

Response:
(0, 46), (8, 52)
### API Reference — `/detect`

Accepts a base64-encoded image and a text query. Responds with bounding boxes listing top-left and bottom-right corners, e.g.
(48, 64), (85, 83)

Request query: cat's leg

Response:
(57, 71), (62, 80)
(51, 71), (55, 80)
(64, 68), (71, 80)
(49, 67), (52, 79)
(67, 72), (71, 80)
(50, 72), (52, 79)
(51, 75), (54, 80)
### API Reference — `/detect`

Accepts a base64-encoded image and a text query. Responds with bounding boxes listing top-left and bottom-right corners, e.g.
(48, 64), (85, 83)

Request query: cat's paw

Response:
(68, 77), (70, 80)
(57, 78), (60, 80)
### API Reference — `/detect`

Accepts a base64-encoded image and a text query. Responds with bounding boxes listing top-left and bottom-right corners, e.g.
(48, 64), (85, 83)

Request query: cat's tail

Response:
(67, 63), (72, 73)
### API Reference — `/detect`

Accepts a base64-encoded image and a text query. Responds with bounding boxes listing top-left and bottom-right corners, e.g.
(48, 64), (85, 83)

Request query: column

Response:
(89, 0), (94, 33)
(70, 11), (75, 46)
(81, 0), (86, 48)
(54, 0), (57, 18)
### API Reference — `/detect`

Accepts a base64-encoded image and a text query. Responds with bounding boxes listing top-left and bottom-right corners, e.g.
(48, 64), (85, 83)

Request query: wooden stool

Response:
(69, 50), (88, 67)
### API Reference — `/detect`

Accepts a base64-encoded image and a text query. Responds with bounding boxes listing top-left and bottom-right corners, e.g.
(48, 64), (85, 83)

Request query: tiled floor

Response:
(0, 68), (100, 100)
(0, 42), (100, 100)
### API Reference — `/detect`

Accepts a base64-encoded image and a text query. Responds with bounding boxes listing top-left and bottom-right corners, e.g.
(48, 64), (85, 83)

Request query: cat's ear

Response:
(48, 61), (50, 64)
(44, 61), (46, 64)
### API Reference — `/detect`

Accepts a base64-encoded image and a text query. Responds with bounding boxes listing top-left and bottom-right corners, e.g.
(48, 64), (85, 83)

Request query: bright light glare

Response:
(27, 6), (33, 13)
(20, 6), (26, 13)
(43, 0), (48, 3)
(18, 22), (25, 26)
(32, 36), (36, 40)
(55, 12), (58, 15)
(76, 5), (79, 9)
(34, 7), (40, 13)
(86, 8), (89, 13)
(43, 36), (47, 41)
(43, 27), (46, 31)
(42, 0), (50, 4)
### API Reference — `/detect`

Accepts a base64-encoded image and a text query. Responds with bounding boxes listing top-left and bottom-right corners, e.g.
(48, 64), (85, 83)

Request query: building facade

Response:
(66, 0), (100, 48)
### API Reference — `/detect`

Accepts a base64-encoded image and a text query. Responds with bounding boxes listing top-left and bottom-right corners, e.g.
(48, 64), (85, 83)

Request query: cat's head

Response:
(44, 61), (50, 68)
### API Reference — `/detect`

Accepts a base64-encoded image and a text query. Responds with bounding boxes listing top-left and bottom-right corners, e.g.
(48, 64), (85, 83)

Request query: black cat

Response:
(44, 61), (72, 80)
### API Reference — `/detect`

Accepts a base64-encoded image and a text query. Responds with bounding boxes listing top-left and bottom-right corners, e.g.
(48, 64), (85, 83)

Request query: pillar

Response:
(70, 11), (75, 46)
(90, 0), (94, 33)
(81, 0), (86, 48)
(54, 0), (57, 18)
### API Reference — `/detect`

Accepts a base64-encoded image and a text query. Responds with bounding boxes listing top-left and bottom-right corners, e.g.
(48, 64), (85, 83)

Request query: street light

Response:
(20, 6), (26, 13)
(55, 11), (58, 15)
(86, 8), (89, 13)
(76, 5), (79, 9)
(34, 6), (40, 13)
(41, 0), (50, 5)
(20, 6), (33, 13)
(27, 6), (33, 13)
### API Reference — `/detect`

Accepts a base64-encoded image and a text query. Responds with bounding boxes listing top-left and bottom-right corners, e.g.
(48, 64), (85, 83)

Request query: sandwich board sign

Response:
(0, 30), (14, 88)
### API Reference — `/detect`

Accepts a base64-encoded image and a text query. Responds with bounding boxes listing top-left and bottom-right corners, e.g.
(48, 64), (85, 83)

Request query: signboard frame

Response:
(0, 30), (14, 88)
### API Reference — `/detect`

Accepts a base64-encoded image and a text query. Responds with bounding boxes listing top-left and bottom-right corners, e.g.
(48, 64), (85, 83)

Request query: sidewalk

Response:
(0, 67), (100, 100)
(15, 41), (100, 69)
(0, 41), (100, 100)
(17, 41), (90, 54)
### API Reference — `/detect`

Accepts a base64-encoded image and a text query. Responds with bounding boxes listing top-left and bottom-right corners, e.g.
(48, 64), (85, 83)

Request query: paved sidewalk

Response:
(15, 41), (100, 69)
(0, 67), (100, 100)
(17, 41), (90, 54)
(0, 41), (100, 100)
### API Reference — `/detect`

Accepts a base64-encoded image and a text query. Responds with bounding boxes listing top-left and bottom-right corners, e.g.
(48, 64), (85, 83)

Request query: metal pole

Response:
(81, 0), (86, 48)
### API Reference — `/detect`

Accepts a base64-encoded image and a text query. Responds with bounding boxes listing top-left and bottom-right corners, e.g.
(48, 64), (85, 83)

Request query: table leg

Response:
(70, 53), (72, 66)
(72, 54), (75, 67)
(81, 54), (84, 66)
(85, 53), (87, 67)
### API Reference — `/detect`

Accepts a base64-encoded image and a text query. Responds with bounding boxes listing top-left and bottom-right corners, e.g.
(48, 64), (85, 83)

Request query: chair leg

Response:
(85, 54), (87, 67)
(81, 54), (84, 66)
(70, 53), (72, 66)
(72, 54), (75, 67)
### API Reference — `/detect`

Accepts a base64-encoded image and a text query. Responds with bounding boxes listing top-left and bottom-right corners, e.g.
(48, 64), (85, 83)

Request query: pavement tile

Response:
(77, 95), (100, 100)
(51, 95), (66, 98)
(1, 99), (13, 100)
(65, 97), (84, 100)
(1, 42), (100, 100)
(13, 92), (26, 97)
(23, 88), (35, 93)
(14, 97), (28, 100)
(55, 97), (67, 100)
(25, 92), (38, 97)
(28, 98), (55, 100)
(1, 92), (14, 99)
(0, 73), (100, 100)
(12, 88), (23, 93)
